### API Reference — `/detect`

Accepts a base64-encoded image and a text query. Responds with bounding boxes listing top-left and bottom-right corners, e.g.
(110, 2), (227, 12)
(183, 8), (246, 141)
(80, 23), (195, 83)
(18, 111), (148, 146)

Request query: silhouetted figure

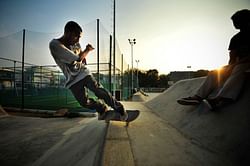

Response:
(177, 9), (250, 110)
(49, 21), (127, 120)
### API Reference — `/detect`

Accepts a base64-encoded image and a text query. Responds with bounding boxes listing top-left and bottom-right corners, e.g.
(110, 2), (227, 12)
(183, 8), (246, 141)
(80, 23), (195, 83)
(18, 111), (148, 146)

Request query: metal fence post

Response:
(21, 29), (25, 110)
(109, 35), (112, 92)
(121, 54), (124, 100)
(97, 19), (100, 83)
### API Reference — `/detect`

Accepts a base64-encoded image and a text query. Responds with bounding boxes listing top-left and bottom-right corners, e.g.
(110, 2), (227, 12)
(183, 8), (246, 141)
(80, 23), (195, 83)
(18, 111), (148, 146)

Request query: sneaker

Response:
(120, 112), (128, 121)
(114, 104), (128, 121)
(202, 99), (216, 111)
(98, 111), (107, 120)
(177, 95), (202, 105)
(95, 103), (108, 120)
(203, 97), (233, 111)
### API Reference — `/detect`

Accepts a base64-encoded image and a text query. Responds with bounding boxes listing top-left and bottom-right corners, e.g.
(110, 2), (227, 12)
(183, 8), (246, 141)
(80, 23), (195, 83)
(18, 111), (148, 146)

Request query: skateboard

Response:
(99, 110), (140, 127)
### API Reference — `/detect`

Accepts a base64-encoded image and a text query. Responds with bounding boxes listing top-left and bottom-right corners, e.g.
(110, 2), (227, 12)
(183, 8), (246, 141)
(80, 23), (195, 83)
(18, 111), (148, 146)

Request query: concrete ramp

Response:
(131, 92), (147, 102)
(145, 76), (250, 164)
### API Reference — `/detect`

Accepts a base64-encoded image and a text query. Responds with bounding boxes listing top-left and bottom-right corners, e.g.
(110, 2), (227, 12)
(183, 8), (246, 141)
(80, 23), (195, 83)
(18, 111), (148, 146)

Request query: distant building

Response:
(168, 71), (195, 85)
(0, 69), (14, 88)
(0, 66), (65, 89)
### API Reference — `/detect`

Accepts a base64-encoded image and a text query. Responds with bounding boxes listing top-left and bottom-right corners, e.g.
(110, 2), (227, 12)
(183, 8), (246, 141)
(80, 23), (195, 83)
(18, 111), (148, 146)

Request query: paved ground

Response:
(103, 77), (250, 166)
(102, 77), (250, 166)
(0, 114), (107, 166)
(102, 101), (229, 166)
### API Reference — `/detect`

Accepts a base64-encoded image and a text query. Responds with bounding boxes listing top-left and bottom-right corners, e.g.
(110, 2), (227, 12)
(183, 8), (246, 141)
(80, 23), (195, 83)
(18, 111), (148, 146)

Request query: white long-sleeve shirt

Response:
(49, 39), (91, 88)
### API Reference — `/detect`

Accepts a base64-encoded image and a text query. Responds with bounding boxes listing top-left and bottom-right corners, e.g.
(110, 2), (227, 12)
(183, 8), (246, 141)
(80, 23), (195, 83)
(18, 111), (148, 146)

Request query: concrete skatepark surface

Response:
(103, 102), (228, 166)
(1, 76), (250, 166)
(103, 76), (250, 166)
(0, 115), (107, 166)
(145, 77), (250, 165)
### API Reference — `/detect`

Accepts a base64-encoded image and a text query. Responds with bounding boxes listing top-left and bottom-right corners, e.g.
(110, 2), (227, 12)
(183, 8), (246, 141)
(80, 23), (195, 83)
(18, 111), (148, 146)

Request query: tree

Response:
(146, 69), (159, 87)
(158, 74), (169, 88)
(125, 68), (169, 88)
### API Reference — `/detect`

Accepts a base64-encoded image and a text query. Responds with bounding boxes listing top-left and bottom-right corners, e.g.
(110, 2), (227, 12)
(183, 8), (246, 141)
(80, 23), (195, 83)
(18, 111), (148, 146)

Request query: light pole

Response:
(128, 38), (136, 93)
(135, 59), (139, 90)
(187, 65), (191, 79)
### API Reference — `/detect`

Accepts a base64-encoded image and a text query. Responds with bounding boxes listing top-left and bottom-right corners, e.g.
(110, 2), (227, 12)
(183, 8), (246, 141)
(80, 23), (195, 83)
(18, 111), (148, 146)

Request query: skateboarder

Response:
(49, 21), (128, 120)
(177, 9), (250, 110)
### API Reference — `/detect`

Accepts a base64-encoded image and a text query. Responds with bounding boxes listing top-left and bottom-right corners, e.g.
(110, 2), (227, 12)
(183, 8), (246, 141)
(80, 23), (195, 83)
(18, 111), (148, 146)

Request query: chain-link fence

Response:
(0, 20), (135, 111)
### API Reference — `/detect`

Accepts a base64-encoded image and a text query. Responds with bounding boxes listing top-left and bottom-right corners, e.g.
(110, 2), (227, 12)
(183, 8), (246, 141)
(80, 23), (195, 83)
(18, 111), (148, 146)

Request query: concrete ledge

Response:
(102, 121), (135, 166)
(32, 118), (106, 166)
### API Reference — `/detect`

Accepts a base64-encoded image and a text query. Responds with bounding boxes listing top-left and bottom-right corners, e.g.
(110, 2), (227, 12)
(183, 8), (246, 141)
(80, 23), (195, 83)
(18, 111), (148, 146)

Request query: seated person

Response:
(177, 9), (250, 110)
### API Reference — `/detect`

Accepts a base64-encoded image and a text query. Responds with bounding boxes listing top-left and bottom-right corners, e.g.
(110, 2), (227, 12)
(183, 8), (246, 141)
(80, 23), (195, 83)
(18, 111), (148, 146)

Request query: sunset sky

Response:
(0, 0), (249, 74)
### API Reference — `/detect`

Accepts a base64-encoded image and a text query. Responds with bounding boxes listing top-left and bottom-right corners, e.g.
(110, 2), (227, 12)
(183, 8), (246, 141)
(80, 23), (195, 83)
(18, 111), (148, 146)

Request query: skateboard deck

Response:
(99, 110), (140, 126)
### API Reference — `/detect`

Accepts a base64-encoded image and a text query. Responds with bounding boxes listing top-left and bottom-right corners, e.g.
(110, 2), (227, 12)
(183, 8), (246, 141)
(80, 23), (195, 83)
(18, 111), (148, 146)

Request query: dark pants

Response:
(196, 62), (250, 100)
(69, 75), (122, 112)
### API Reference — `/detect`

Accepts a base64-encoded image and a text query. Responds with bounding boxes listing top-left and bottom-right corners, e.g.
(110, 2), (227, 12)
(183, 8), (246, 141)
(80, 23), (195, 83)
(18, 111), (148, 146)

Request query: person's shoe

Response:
(177, 95), (202, 105)
(120, 111), (128, 121)
(98, 110), (107, 120)
(96, 103), (108, 120)
(114, 104), (128, 121)
(203, 97), (233, 111)
(202, 99), (216, 110)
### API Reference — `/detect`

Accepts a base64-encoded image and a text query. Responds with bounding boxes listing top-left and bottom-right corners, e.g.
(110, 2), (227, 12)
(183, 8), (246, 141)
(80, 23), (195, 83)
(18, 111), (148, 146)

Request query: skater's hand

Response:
(79, 44), (94, 61)
(85, 44), (94, 52)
